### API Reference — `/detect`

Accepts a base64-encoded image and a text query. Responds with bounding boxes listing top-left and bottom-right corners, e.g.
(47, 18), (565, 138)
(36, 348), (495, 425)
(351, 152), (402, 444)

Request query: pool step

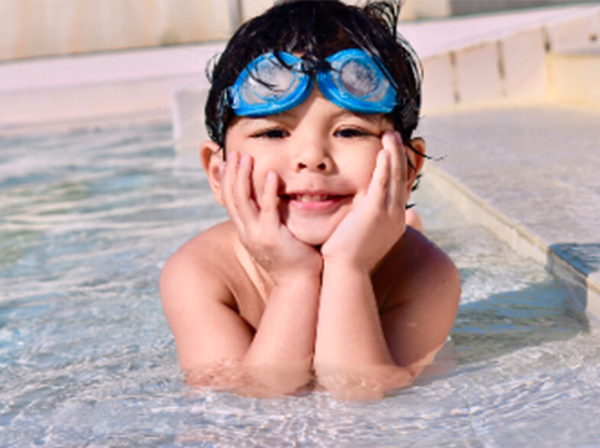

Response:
(419, 4), (600, 112)
(418, 106), (600, 324)
(548, 48), (600, 109)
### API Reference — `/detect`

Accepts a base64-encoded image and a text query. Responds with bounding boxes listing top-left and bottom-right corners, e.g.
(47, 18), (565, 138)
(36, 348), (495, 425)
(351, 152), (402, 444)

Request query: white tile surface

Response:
(501, 29), (547, 103)
(421, 53), (456, 112)
(454, 42), (503, 106)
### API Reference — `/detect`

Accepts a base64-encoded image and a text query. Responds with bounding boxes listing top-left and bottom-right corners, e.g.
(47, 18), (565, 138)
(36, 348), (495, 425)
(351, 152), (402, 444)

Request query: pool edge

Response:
(424, 163), (600, 326)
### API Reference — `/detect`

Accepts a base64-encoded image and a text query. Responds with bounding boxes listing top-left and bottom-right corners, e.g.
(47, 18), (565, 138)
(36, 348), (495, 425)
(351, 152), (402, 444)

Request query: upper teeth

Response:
(293, 194), (330, 202)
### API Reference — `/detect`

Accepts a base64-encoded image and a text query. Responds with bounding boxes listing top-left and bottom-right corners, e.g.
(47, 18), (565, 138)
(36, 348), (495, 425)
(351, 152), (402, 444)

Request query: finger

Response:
(221, 151), (242, 224)
(367, 146), (391, 207)
(396, 132), (408, 187)
(259, 171), (281, 229)
(383, 131), (407, 210)
(233, 153), (259, 224)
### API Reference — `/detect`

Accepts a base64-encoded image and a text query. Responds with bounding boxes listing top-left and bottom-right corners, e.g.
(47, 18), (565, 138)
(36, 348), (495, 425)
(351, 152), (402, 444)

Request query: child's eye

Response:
(252, 128), (289, 139)
(335, 128), (373, 138)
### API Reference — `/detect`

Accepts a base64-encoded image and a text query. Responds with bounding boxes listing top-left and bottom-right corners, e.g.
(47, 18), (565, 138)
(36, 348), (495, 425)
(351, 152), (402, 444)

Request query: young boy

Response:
(160, 0), (460, 399)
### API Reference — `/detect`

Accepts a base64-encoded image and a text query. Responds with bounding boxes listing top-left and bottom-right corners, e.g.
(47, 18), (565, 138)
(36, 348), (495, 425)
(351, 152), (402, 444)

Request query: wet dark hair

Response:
(205, 0), (422, 155)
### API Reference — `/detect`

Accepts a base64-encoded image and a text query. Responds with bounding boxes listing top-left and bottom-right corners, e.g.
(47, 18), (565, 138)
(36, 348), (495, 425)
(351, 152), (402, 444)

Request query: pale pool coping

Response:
(0, 43), (220, 93)
(0, 4), (590, 93)
(419, 105), (600, 325)
(425, 164), (600, 326)
(2, 3), (597, 130)
(401, 3), (596, 57)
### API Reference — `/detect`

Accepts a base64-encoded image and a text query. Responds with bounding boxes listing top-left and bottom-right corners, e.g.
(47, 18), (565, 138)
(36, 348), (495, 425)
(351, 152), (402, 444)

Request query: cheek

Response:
(361, 152), (382, 190)
(338, 151), (380, 189)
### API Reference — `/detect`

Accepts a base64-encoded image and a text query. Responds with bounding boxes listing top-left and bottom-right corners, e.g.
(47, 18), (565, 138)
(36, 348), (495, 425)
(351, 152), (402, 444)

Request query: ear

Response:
(405, 137), (426, 195)
(200, 140), (225, 207)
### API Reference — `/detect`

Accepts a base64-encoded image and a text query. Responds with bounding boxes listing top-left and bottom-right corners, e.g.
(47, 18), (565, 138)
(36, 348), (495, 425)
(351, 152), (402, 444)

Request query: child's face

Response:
(217, 87), (400, 246)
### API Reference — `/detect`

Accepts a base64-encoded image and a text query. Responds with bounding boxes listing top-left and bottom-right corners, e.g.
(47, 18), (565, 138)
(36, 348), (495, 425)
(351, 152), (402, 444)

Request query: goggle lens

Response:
(339, 59), (380, 97)
(244, 57), (294, 99)
(229, 52), (312, 116)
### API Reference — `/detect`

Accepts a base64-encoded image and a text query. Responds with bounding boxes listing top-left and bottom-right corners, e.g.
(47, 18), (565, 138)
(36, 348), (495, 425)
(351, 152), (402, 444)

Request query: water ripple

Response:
(0, 123), (597, 448)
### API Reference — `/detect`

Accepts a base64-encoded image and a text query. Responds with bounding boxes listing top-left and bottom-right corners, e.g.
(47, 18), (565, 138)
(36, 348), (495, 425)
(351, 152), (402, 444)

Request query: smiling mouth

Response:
(279, 193), (352, 212)
(282, 193), (346, 202)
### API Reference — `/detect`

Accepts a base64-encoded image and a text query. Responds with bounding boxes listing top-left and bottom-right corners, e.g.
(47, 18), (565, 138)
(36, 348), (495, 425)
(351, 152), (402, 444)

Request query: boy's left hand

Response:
(321, 131), (408, 272)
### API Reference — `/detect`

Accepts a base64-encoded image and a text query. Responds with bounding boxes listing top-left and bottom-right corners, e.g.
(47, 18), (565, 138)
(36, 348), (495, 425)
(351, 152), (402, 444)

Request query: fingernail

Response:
(383, 131), (396, 144)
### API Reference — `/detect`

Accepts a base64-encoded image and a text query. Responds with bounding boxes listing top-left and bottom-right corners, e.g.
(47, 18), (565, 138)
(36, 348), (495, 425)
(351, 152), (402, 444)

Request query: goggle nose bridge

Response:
(299, 58), (333, 74)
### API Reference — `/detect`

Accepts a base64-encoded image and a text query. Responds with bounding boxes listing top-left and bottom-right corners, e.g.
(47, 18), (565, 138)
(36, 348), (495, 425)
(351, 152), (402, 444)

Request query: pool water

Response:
(1, 123), (599, 448)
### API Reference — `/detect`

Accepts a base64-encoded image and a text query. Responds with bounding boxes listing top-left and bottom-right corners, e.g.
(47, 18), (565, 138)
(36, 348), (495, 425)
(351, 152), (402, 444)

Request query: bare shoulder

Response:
(374, 226), (461, 312)
(162, 221), (236, 268)
(375, 227), (461, 371)
(403, 227), (459, 283)
(159, 221), (261, 370)
(160, 221), (238, 308)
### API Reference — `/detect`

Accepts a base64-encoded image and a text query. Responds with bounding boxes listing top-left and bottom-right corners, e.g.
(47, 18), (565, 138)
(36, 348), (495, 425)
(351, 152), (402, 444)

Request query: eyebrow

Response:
(278, 108), (385, 124)
(236, 108), (386, 129)
(342, 110), (383, 124)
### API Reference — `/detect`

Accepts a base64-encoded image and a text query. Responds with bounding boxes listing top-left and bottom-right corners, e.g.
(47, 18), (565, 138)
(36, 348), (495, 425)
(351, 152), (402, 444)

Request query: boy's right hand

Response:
(220, 151), (322, 284)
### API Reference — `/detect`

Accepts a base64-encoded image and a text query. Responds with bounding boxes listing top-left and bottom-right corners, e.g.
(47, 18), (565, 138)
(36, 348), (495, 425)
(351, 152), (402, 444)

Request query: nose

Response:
(294, 138), (333, 173)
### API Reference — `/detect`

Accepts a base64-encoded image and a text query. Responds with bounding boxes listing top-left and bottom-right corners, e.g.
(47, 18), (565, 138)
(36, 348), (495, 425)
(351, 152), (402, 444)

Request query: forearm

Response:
(245, 274), (319, 365)
(240, 274), (320, 394)
(314, 261), (412, 398)
(315, 261), (392, 365)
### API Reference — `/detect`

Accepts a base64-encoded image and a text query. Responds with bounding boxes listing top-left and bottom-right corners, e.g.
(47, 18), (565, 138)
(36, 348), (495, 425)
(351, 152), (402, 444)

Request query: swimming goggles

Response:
(225, 49), (398, 117)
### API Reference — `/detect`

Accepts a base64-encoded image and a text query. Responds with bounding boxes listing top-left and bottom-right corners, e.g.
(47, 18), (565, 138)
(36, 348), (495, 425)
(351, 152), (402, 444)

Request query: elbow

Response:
(315, 363), (413, 400)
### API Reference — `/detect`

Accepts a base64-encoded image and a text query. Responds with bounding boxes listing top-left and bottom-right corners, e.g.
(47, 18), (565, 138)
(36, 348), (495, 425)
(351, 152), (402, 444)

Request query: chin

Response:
(298, 236), (328, 248)
(287, 226), (332, 248)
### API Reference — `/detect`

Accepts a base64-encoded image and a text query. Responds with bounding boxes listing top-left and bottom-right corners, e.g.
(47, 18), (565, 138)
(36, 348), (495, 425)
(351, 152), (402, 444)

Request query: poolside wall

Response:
(0, 0), (383, 63)
(449, 0), (600, 16)
(0, 0), (273, 62)
(2, 5), (599, 135)
(420, 5), (600, 113)
(1, 0), (590, 63)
